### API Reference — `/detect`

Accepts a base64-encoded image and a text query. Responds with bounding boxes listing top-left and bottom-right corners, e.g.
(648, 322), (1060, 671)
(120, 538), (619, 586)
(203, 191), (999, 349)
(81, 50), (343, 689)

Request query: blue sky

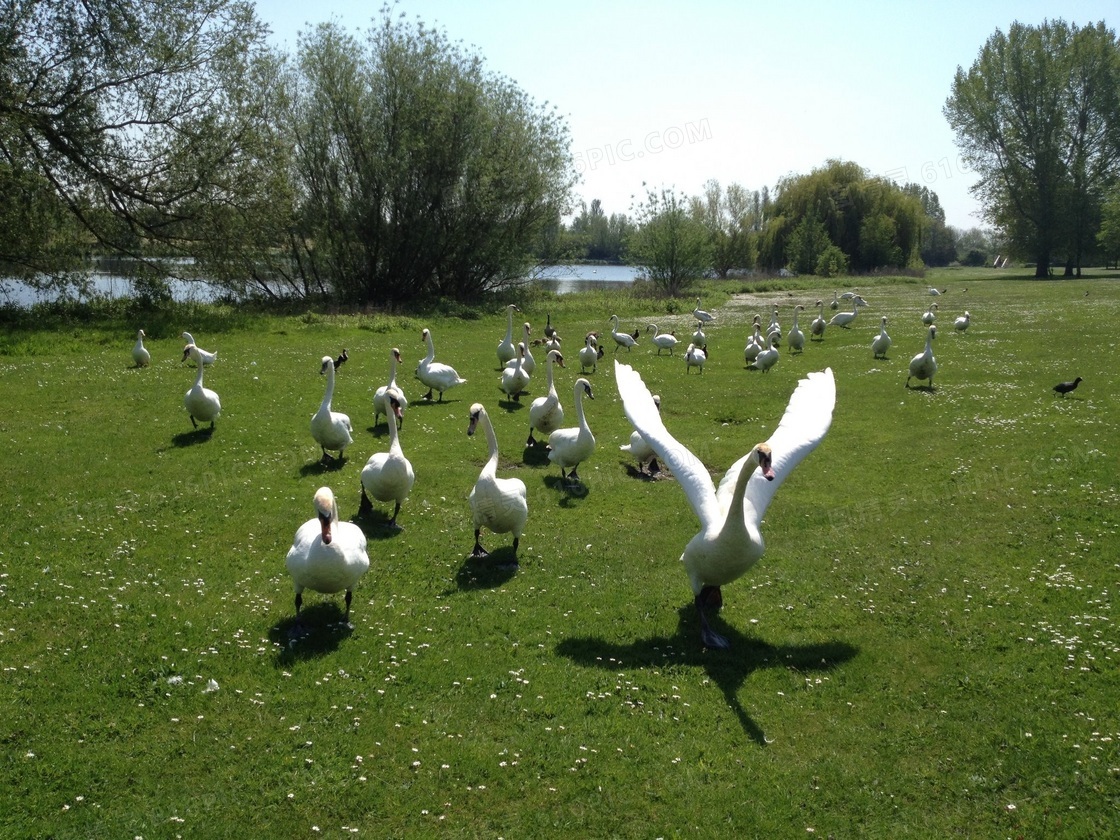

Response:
(253, 1), (1115, 230)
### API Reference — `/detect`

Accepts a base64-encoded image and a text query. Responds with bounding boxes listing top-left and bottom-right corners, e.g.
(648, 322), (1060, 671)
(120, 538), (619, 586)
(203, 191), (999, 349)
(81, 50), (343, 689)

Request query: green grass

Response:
(1, 271), (1118, 837)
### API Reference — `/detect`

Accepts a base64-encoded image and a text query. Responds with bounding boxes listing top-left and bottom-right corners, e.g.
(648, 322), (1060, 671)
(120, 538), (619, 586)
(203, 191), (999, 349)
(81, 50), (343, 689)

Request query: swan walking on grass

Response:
(468, 404), (529, 559)
(693, 298), (715, 324)
(787, 305), (806, 353)
(496, 304), (521, 367)
(907, 325), (937, 388)
(416, 328), (467, 402)
(954, 311), (971, 332)
(922, 303), (938, 325)
(871, 316), (892, 360)
(286, 487), (369, 622)
(180, 332), (216, 366)
(311, 356), (353, 463)
(183, 345), (221, 429)
(132, 329), (151, 367)
(647, 324), (679, 355)
(749, 334), (779, 373)
(547, 378), (595, 486)
(615, 360), (836, 649)
(360, 393), (414, 527)
(579, 335), (603, 373)
(810, 300), (826, 341)
(373, 348), (408, 428)
(527, 350), (565, 446)
(609, 315), (638, 352)
(500, 343), (531, 401)
(685, 343), (707, 374)
(829, 300), (861, 328)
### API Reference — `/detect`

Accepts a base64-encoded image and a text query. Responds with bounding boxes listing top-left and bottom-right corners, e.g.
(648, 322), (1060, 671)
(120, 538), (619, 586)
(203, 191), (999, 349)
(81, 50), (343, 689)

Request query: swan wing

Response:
(614, 361), (718, 527)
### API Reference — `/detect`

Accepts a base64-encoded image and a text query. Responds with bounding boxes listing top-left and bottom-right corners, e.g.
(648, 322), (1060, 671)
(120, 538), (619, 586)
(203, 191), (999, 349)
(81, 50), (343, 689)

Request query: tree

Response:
(1098, 185), (1120, 267)
(629, 186), (712, 296)
(690, 180), (757, 277)
(945, 19), (1120, 277)
(904, 184), (958, 266)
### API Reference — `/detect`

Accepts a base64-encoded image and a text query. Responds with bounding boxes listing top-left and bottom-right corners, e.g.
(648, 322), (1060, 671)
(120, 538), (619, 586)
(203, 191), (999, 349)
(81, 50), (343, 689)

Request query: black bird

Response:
(544, 313), (557, 340)
(335, 348), (348, 370)
(1053, 377), (1082, 397)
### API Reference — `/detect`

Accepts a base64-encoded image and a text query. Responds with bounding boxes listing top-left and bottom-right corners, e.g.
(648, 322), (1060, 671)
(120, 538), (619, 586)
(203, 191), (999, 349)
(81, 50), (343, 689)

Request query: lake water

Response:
(532, 264), (641, 294)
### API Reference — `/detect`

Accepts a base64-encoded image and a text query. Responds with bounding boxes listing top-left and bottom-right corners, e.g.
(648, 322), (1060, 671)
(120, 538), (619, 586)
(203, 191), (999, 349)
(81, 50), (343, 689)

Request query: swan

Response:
(183, 345), (221, 429)
(547, 378), (595, 485)
(829, 291), (840, 310)
(928, 287), (944, 296)
(749, 333), (779, 372)
(767, 307), (782, 346)
(743, 324), (764, 363)
(506, 322), (536, 377)
(500, 343), (531, 401)
(691, 322), (707, 346)
(543, 335), (562, 354)
(467, 403), (529, 558)
(286, 486), (370, 621)
(615, 360), (835, 648)
(311, 356), (353, 462)
(954, 311), (971, 332)
(373, 348), (408, 428)
(810, 300), (826, 341)
(839, 288), (859, 300)
(132, 329), (150, 367)
(578, 334), (602, 373)
(496, 304), (521, 367)
(692, 298), (715, 323)
(871, 316), (892, 359)
(620, 394), (661, 475)
(360, 393), (415, 526)
(787, 305), (806, 353)
(647, 324), (679, 355)
(907, 325), (937, 388)
(922, 302), (938, 325)
(180, 332), (216, 366)
(828, 300), (861, 328)
(417, 328), (467, 402)
(685, 343), (707, 374)
(609, 315), (638, 352)
(527, 349), (565, 445)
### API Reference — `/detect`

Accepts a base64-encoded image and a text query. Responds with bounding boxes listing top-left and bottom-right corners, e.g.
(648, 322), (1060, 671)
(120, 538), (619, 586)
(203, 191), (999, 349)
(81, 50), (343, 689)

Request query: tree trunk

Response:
(1034, 252), (1050, 277)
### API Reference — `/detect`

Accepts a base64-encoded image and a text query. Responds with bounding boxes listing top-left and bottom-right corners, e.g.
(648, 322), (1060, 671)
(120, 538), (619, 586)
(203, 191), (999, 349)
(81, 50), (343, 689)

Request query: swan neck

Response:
(423, 334), (435, 364)
(321, 364), (336, 408)
(193, 360), (205, 388)
(482, 411), (499, 468)
(574, 384), (589, 429)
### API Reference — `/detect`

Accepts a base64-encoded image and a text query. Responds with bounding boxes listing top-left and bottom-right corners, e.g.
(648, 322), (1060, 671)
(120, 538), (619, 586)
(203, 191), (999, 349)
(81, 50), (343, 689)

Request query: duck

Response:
(579, 334), (602, 373)
(647, 324), (679, 355)
(132, 329), (151, 367)
(609, 315), (638, 352)
(496, 304), (521, 367)
(614, 360), (835, 648)
(787, 305), (806, 353)
(373, 348), (408, 428)
(1053, 376), (1082, 397)
(685, 343), (707, 374)
(692, 298), (715, 323)
(334, 348), (348, 370)
(467, 403), (529, 559)
(691, 321), (707, 346)
(922, 302), (939, 325)
(749, 333), (779, 373)
(310, 356), (353, 462)
(828, 300), (861, 328)
(954, 311), (971, 332)
(810, 300), (826, 341)
(527, 349), (565, 446)
(829, 291), (840, 310)
(547, 378), (595, 485)
(907, 325), (937, 388)
(183, 345), (221, 429)
(743, 324), (764, 363)
(285, 486), (370, 621)
(416, 328), (467, 402)
(360, 393), (415, 526)
(180, 332), (216, 366)
(500, 343), (531, 401)
(871, 316), (892, 359)
(620, 394), (661, 475)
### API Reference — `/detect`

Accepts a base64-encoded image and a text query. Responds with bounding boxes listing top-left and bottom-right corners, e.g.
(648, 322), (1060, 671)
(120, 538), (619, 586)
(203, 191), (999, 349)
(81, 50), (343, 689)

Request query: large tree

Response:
(690, 179), (757, 277)
(945, 19), (1120, 277)
(629, 186), (712, 296)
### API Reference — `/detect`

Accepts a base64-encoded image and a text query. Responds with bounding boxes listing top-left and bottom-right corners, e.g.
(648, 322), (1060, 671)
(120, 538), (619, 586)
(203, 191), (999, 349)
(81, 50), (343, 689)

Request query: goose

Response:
(906, 325), (937, 388)
(132, 329), (151, 367)
(360, 394), (415, 526)
(954, 311), (971, 332)
(373, 348), (408, 428)
(579, 334), (602, 373)
(285, 486), (369, 621)
(1053, 376), (1082, 397)
(749, 333), (779, 373)
(183, 345), (221, 429)
(620, 394), (661, 475)
(416, 328), (467, 402)
(691, 322), (707, 346)
(922, 303), (939, 325)
(310, 356), (353, 462)
(180, 332), (216, 366)
(496, 304), (521, 367)
(828, 300), (861, 328)
(787, 305), (806, 353)
(829, 291), (840, 310)
(500, 343), (531, 401)
(467, 403), (529, 558)
(647, 324), (679, 355)
(685, 343), (707, 374)
(547, 378), (595, 485)
(614, 360), (835, 648)
(527, 349), (565, 446)
(609, 315), (638, 352)
(743, 324), (764, 363)
(543, 313), (558, 340)
(810, 300), (826, 341)
(871, 316), (892, 359)
(334, 348), (348, 370)
(692, 298), (715, 323)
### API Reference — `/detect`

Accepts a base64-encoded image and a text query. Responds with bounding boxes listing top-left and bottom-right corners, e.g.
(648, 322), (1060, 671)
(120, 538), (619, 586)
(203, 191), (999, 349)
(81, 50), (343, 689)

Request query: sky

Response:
(253, 0), (1115, 231)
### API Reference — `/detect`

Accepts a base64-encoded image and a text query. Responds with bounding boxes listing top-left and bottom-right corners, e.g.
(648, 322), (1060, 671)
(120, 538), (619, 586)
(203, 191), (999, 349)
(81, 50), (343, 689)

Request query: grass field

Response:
(0, 269), (1117, 837)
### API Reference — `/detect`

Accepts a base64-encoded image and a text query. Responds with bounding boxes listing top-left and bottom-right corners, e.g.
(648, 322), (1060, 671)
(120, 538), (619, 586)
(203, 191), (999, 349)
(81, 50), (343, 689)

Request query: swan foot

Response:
(647, 458), (661, 476)
(359, 488), (373, 514)
(422, 389), (434, 401)
(696, 589), (730, 650)
(471, 529), (489, 558)
(526, 431), (537, 446)
(189, 415), (199, 429)
(388, 502), (403, 529)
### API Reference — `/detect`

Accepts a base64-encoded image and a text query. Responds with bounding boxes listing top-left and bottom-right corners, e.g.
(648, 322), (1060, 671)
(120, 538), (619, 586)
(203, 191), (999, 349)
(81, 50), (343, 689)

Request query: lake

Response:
(532, 264), (641, 294)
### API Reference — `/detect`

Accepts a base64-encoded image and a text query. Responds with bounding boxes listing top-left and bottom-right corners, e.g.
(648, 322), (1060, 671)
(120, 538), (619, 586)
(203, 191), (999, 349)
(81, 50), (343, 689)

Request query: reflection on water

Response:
(532, 264), (641, 295)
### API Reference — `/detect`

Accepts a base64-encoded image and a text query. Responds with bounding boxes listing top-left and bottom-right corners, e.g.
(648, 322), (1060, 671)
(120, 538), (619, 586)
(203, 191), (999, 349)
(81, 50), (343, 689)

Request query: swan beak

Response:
(757, 445), (775, 481)
(318, 512), (333, 545)
(467, 414), (479, 436)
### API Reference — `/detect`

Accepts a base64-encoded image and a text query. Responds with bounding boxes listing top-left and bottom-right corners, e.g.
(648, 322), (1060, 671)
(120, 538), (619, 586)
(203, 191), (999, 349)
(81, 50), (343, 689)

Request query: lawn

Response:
(0, 269), (1117, 837)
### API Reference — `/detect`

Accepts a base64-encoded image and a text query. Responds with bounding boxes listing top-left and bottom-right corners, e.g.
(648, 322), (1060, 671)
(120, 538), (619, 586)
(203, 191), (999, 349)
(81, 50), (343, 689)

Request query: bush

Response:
(815, 245), (850, 277)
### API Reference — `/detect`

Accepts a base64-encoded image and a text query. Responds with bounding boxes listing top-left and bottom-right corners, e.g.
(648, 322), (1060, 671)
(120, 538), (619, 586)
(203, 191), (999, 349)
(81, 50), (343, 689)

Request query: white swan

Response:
(547, 378), (595, 485)
(578, 334), (602, 373)
(528, 349), (565, 445)
(311, 356), (353, 462)
(180, 331), (216, 366)
(743, 324), (764, 363)
(468, 403), (529, 558)
(286, 486), (370, 620)
(828, 300), (861, 328)
(787, 305), (806, 353)
(373, 348), (408, 428)
(871, 316), (892, 359)
(829, 291), (840, 310)
(183, 345), (221, 429)
(928, 287), (943, 296)
(810, 300), (826, 341)
(496, 304), (521, 367)
(749, 333), (779, 372)
(417, 328), (467, 402)
(692, 298), (715, 323)
(360, 393), (415, 526)
(907, 325), (937, 388)
(620, 394), (661, 475)
(500, 343), (531, 401)
(132, 329), (150, 367)
(647, 324), (679, 355)
(515, 322), (536, 377)
(922, 302), (938, 325)
(767, 307), (782, 346)
(609, 315), (638, 352)
(614, 360), (835, 648)
(685, 343), (707, 374)
(954, 311), (971, 332)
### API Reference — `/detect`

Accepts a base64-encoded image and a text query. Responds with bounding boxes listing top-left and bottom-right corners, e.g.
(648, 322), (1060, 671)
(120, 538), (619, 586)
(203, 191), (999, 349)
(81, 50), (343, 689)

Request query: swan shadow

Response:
(413, 396), (464, 408)
(543, 474), (591, 503)
(298, 456), (347, 477)
(555, 607), (859, 746)
(906, 384), (937, 393)
(171, 427), (215, 447)
(620, 461), (673, 482)
(522, 443), (551, 466)
(450, 549), (520, 592)
(351, 508), (406, 539)
(497, 398), (526, 413)
(269, 602), (352, 665)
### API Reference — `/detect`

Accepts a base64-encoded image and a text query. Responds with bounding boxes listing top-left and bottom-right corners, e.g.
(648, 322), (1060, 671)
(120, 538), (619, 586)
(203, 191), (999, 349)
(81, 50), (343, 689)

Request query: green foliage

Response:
(690, 180), (760, 277)
(628, 186), (712, 296)
(814, 244), (849, 277)
(565, 199), (633, 262)
(1097, 185), (1120, 267)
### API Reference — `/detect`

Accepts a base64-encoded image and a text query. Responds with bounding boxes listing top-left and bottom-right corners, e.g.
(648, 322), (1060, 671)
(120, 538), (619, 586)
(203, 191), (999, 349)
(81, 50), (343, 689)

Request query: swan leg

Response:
(359, 487), (373, 514)
(423, 388), (434, 401)
(648, 457), (661, 476)
(294, 591), (303, 615)
(389, 501), (402, 527)
(189, 414), (198, 429)
(696, 587), (729, 649)
(527, 428), (537, 446)
(471, 529), (489, 558)
(344, 589), (352, 618)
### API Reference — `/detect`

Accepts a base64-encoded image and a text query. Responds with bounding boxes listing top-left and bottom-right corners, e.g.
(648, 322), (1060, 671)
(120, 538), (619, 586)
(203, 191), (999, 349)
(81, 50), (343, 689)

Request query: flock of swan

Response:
(132, 290), (971, 646)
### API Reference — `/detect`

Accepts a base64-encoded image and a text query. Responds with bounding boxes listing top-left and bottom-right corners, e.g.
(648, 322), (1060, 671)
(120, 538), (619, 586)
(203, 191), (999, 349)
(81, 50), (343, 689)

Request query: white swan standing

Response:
(360, 393), (415, 526)
(810, 300), (826, 341)
(743, 324), (764, 363)
(828, 300), (861, 328)
(647, 324), (679, 355)
(691, 322), (707, 346)
(578, 335), (603, 373)
(787, 305), (806, 353)
(685, 343), (707, 374)
(871, 316), (892, 360)
(373, 348), (408, 428)
(749, 333), (779, 373)
(180, 331), (216, 366)
(547, 378), (595, 485)
(496, 304), (521, 367)
(416, 328), (467, 402)
(183, 345), (221, 429)
(132, 329), (151, 367)
(922, 302), (939, 325)
(954, 311), (971, 332)
(527, 349), (565, 446)
(620, 394), (661, 475)
(500, 343), (531, 401)
(311, 356), (353, 462)
(513, 322), (536, 377)
(609, 315), (638, 352)
(692, 298), (715, 324)
(467, 403), (529, 559)
(907, 325), (937, 388)
(285, 486), (370, 621)
(614, 360), (836, 648)
(829, 291), (840, 310)
(767, 307), (782, 347)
